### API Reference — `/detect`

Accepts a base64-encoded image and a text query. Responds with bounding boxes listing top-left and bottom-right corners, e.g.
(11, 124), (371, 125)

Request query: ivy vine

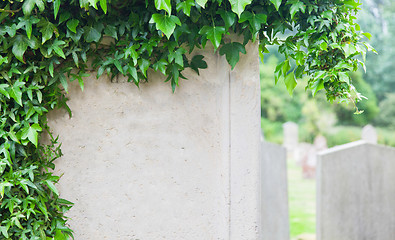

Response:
(0, 0), (373, 239)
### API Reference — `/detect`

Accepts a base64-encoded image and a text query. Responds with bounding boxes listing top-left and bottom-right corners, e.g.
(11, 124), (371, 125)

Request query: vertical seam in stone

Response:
(228, 69), (232, 240)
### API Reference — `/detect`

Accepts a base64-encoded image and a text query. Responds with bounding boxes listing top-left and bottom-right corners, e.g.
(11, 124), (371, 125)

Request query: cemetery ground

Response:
(288, 158), (316, 239)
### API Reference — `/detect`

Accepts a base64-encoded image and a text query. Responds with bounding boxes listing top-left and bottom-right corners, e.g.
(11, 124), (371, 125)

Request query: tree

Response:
(0, 0), (372, 238)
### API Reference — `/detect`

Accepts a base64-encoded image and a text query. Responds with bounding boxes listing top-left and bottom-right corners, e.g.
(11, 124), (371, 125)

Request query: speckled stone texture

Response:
(48, 43), (261, 239)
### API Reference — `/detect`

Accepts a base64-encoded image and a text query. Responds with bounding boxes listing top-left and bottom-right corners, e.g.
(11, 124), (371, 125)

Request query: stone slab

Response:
(317, 141), (395, 240)
(48, 43), (261, 239)
(261, 141), (290, 240)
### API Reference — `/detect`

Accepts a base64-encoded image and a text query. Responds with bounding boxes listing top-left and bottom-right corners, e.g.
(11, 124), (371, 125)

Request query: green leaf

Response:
(289, 1), (305, 19)
(138, 59), (150, 77)
(153, 59), (168, 75)
(38, 19), (57, 44)
(0, 84), (9, 98)
(66, 19), (79, 34)
(176, 0), (195, 16)
(9, 82), (24, 106)
(199, 25), (226, 50)
(0, 226), (9, 238)
(54, 0), (61, 19)
(196, 0), (208, 8)
(270, 0), (282, 11)
(338, 72), (350, 84)
(151, 14), (181, 39)
(84, 26), (102, 43)
(100, 0), (107, 13)
(217, 9), (236, 30)
(12, 35), (28, 63)
(154, 0), (172, 15)
(219, 42), (246, 69)
(59, 73), (68, 92)
(22, 0), (45, 16)
(190, 55), (207, 75)
(284, 71), (297, 95)
(104, 25), (118, 40)
(311, 78), (324, 97)
(343, 43), (357, 57)
(229, 0), (252, 18)
(22, 124), (42, 147)
(16, 16), (40, 39)
(0, 56), (8, 67)
(45, 180), (59, 196)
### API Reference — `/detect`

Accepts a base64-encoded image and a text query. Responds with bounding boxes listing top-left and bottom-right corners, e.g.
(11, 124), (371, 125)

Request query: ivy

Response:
(0, 0), (373, 239)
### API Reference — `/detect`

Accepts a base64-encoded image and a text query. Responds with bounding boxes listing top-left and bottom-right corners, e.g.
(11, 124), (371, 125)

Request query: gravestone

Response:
(317, 141), (395, 240)
(283, 121), (298, 159)
(361, 124), (378, 144)
(49, 43), (262, 239)
(261, 141), (290, 240)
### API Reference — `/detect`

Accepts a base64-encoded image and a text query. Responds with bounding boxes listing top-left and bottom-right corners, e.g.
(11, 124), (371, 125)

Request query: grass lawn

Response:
(288, 159), (316, 239)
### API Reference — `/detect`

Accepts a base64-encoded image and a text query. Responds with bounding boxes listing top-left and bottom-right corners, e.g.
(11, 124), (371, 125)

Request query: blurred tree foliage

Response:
(358, 0), (395, 101)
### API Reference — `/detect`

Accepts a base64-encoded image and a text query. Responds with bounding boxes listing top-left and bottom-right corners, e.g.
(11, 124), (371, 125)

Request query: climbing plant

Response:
(0, 0), (372, 238)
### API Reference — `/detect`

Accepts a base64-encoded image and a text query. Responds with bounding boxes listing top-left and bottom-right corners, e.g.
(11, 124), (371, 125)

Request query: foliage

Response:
(0, 0), (371, 238)
(334, 71), (379, 126)
(357, 0), (395, 101)
(375, 93), (395, 129)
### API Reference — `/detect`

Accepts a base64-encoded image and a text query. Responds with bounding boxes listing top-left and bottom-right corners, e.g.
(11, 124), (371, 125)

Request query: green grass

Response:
(288, 159), (316, 239)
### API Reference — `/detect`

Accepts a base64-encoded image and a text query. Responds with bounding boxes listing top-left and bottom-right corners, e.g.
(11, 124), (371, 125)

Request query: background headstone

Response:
(283, 121), (299, 159)
(317, 141), (395, 240)
(361, 124), (378, 144)
(261, 141), (290, 240)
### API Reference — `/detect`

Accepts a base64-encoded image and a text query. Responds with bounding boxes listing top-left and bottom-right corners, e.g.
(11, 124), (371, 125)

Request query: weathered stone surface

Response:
(48, 44), (262, 239)
(317, 141), (395, 240)
(261, 141), (290, 240)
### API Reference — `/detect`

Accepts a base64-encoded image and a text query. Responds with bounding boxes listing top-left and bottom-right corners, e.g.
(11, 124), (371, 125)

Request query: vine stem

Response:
(0, 8), (21, 13)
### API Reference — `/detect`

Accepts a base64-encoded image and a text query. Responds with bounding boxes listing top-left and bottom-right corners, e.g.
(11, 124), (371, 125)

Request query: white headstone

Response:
(361, 124), (378, 144)
(317, 141), (395, 240)
(261, 141), (290, 240)
(283, 121), (298, 159)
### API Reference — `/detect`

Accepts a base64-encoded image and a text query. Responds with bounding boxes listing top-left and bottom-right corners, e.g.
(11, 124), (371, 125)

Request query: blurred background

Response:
(259, 0), (395, 239)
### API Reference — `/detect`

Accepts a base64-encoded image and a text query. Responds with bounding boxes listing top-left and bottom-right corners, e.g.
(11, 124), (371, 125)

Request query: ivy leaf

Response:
(38, 19), (57, 44)
(284, 71), (297, 95)
(153, 59), (168, 75)
(176, 0), (195, 16)
(22, 123), (42, 147)
(0, 56), (8, 67)
(138, 59), (150, 77)
(104, 25), (118, 40)
(217, 9), (236, 30)
(12, 35), (28, 63)
(54, 0), (61, 19)
(84, 26), (102, 43)
(100, 0), (107, 13)
(190, 55), (207, 75)
(16, 16), (40, 39)
(269, 0), (282, 11)
(199, 25), (226, 50)
(45, 180), (59, 196)
(196, 0), (208, 8)
(228, 0), (252, 18)
(154, 0), (172, 15)
(150, 14), (181, 39)
(219, 42), (246, 69)
(0, 84), (9, 98)
(239, 11), (267, 41)
(66, 19), (79, 34)
(22, 0), (45, 16)
(289, 1), (306, 19)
